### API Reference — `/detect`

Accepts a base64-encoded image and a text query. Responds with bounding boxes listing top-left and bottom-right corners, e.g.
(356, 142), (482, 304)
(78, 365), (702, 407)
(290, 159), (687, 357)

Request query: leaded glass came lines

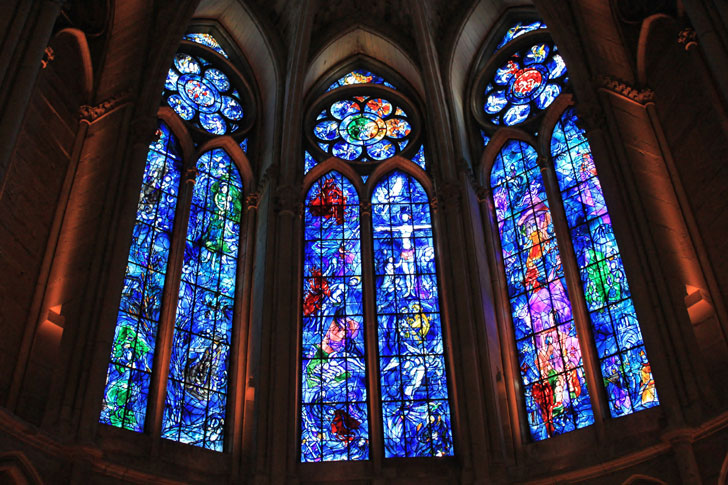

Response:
(372, 172), (454, 458)
(301, 172), (369, 462)
(491, 140), (594, 440)
(551, 109), (659, 417)
(100, 122), (182, 432)
(162, 149), (242, 451)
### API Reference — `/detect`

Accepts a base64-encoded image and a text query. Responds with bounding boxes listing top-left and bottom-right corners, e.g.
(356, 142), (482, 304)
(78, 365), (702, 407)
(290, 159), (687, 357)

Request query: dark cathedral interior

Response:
(1, 0), (728, 483)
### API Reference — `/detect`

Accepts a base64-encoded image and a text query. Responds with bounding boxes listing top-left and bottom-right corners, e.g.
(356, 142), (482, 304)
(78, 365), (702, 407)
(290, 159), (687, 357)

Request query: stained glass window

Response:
(100, 122), (182, 431)
(372, 172), (454, 457)
(491, 141), (594, 440)
(551, 109), (659, 417)
(301, 172), (369, 462)
(162, 149), (242, 450)
(496, 21), (548, 50)
(183, 33), (229, 58)
(164, 52), (244, 135)
(313, 96), (412, 162)
(327, 69), (397, 91)
(483, 42), (567, 126)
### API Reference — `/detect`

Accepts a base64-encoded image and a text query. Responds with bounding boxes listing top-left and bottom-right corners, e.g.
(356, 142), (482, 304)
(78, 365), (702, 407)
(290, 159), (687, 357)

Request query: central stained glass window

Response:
(300, 69), (454, 461)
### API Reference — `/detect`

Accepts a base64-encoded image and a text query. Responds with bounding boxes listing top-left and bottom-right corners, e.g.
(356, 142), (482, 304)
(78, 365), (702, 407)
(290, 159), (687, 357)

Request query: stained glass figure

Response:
(480, 130), (491, 147)
(100, 122), (182, 432)
(164, 52), (244, 135)
(183, 33), (229, 58)
(484, 42), (567, 126)
(491, 140), (594, 440)
(240, 138), (248, 153)
(327, 69), (397, 91)
(372, 172), (454, 457)
(496, 21), (548, 50)
(161, 149), (242, 451)
(301, 172), (369, 462)
(551, 109), (659, 417)
(314, 96), (412, 162)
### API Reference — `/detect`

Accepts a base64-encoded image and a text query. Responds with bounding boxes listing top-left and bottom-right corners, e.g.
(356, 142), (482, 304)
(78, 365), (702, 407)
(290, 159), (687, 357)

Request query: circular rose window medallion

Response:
(511, 68), (543, 98)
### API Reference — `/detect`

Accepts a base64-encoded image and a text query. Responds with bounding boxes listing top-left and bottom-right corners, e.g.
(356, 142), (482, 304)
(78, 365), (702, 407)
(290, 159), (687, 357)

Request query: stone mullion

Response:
(229, 192), (259, 479)
(147, 162), (196, 455)
(0, 0), (65, 196)
(359, 201), (384, 469)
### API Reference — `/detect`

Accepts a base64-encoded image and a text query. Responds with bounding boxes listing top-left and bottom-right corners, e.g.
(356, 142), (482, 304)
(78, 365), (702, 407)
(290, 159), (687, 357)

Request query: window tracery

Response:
(100, 31), (255, 452)
(474, 19), (659, 441)
(300, 66), (454, 461)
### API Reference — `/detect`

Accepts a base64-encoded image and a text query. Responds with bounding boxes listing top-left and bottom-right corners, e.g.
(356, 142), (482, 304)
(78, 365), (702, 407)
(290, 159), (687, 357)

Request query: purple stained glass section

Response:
(301, 172), (369, 462)
(100, 122), (182, 432)
(551, 108), (659, 417)
(162, 149), (243, 451)
(491, 140), (594, 440)
(372, 172), (454, 457)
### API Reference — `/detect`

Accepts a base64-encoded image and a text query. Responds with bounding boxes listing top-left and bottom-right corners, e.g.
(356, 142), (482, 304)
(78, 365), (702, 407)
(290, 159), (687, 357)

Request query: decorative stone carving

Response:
(183, 168), (198, 185)
(245, 192), (261, 211)
(274, 184), (302, 217)
(360, 201), (372, 216)
(677, 28), (698, 51)
(595, 75), (655, 105)
(432, 182), (461, 213)
(41, 46), (55, 69)
(79, 90), (134, 124)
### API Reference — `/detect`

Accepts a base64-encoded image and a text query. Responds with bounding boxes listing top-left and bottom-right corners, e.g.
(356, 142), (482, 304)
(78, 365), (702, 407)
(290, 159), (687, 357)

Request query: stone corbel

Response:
(677, 27), (698, 51)
(432, 182), (461, 213)
(245, 192), (261, 211)
(79, 89), (134, 125)
(595, 75), (655, 105)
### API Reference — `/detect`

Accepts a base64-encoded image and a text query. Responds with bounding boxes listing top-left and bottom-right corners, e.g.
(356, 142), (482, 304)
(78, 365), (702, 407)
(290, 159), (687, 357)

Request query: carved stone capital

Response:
(41, 46), (55, 69)
(595, 75), (655, 105)
(274, 185), (302, 217)
(183, 168), (198, 185)
(80, 90), (134, 124)
(475, 185), (490, 204)
(677, 28), (698, 51)
(432, 183), (461, 213)
(360, 201), (372, 216)
(574, 102), (608, 134)
(245, 192), (261, 211)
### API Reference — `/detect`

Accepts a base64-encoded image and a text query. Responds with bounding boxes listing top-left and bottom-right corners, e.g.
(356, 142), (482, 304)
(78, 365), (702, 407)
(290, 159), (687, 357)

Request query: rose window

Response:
(482, 41), (568, 126)
(312, 95), (414, 162)
(164, 52), (245, 136)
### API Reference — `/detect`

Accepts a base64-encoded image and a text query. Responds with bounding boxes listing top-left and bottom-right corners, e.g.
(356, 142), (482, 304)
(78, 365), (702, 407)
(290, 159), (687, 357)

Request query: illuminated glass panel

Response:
(484, 42), (567, 126)
(551, 109), (659, 417)
(301, 172), (369, 462)
(304, 150), (317, 175)
(162, 149), (243, 450)
(164, 52), (244, 135)
(496, 21), (548, 50)
(314, 96), (412, 162)
(412, 145), (426, 170)
(372, 172), (454, 457)
(183, 33), (229, 58)
(491, 140), (594, 440)
(100, 122), (182, 431)
(327, 69), (397, 91)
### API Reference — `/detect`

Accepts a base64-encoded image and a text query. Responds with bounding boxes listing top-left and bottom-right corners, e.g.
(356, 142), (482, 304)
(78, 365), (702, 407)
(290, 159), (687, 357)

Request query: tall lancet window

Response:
(472, 19), (659, 441)
(300, 67), (454, 461)
(100, 30), (256, 451)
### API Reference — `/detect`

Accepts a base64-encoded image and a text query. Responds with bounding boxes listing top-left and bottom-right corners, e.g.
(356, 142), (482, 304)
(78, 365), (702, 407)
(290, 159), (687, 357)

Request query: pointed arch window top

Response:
(496, 21), (548, 51)
(164, 52), (246, 136)
(183, 33), (229, 58)
(327, 69), (397, 92)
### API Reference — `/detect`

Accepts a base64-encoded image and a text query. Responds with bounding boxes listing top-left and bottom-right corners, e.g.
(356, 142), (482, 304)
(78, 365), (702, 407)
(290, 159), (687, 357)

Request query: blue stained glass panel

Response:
(301, 172), (369, 462)
(551, 108), (659, 416)
(372, 172), (454, 457)
(496, 21), (548, 51)
(327, 69), (397, 91)
(183, 33), (229, 58)
(162, 149), (243, 451)
(412, 145), (427, 170)
(491, 140), (594, 440)
(100, 122), (182, 432)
